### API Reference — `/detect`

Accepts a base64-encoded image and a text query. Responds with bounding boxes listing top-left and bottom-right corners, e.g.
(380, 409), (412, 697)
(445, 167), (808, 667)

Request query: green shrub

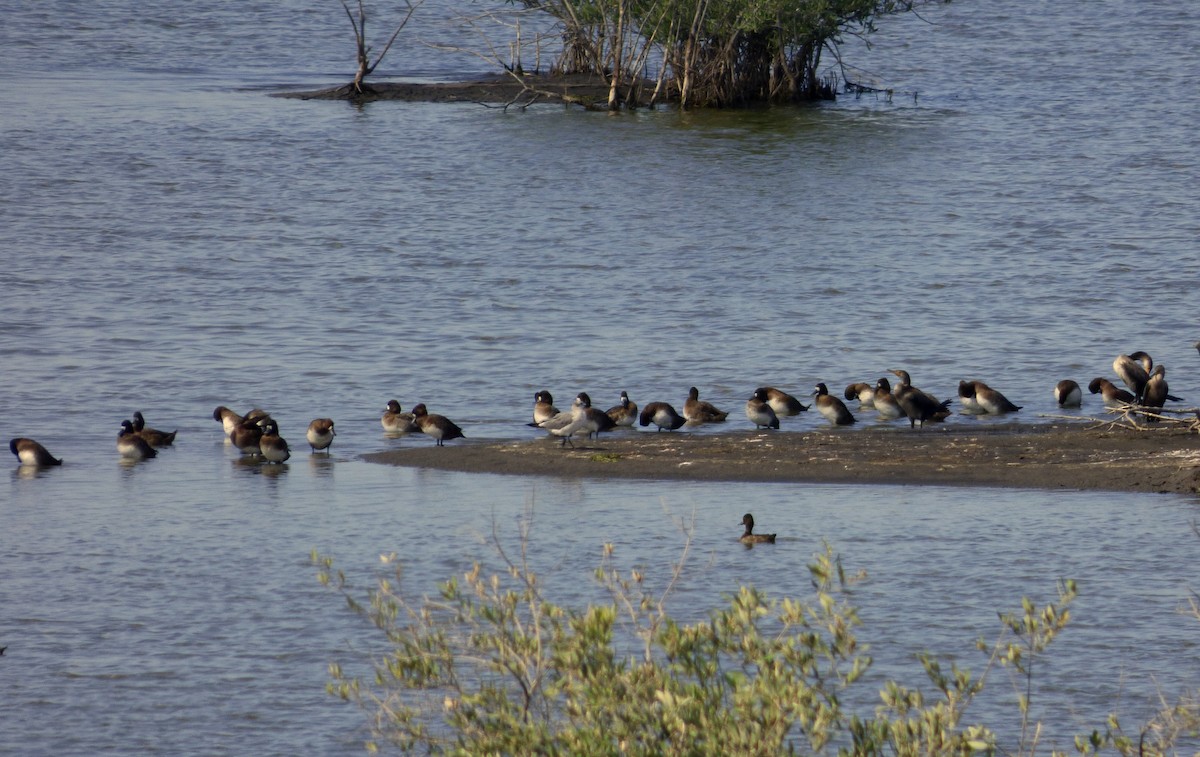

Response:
(314, 528), (1199, 755)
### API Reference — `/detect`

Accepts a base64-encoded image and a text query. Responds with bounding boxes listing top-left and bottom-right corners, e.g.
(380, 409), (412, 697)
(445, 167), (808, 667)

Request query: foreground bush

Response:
(314, 531), (1198, 755)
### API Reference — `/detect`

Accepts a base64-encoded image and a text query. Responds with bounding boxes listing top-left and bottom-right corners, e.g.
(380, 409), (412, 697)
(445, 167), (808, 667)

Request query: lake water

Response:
(2, 1), (1199, 754)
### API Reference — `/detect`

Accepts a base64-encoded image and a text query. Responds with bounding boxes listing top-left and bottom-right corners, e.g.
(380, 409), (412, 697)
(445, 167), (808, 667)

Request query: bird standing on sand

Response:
(605, 391), (638, 427)
(739, 513), (776, 544)
(411, 404), (465, 447)
(639, 402), (687, 432)
(745, 388), (780, 429)
(527, 390), (559, 427)
(577, 392), (616, 440)
(536, 395), (589, 447)
(1113, 352), (1153, 402)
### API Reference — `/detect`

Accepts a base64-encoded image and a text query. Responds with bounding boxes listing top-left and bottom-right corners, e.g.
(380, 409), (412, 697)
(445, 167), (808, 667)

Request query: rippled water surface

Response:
(2, 0), (1199, 753)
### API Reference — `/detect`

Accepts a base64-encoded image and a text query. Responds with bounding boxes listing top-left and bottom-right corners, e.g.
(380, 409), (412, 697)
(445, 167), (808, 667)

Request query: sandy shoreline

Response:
(363, 421), (1200, 495)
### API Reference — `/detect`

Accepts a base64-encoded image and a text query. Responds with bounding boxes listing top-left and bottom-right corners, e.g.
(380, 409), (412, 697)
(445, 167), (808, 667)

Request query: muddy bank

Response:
(364, 422), (1200, 495)
(275, 73), (640, 107)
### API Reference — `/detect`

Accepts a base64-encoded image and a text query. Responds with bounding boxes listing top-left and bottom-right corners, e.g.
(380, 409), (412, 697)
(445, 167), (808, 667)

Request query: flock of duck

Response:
(7, 350), (1189, 473)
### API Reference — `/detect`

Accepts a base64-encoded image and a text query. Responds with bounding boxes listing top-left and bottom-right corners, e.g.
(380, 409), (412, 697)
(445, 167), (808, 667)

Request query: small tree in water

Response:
(340, 0), (423, 96)
(512, 0), (946, 108)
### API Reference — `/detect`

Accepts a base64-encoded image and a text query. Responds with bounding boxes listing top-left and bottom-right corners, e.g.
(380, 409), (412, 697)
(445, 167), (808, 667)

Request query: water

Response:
(2, 0), (1199, 753)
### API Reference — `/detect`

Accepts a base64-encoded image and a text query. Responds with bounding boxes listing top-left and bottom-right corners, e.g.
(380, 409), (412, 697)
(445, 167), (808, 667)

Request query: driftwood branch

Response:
(340, 0), (424, 95)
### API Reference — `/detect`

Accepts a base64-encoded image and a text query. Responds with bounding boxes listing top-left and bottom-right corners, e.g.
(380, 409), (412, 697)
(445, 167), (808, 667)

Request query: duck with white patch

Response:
(605, 391), (638, 427)
(1054, 379), (1082, 408)
(381, 400), (418, 435)
(745, 388), (780, 429)
(118, 421), (157, 460)
(811, 383), (856, 426)
(258, 418), (291, 463)
(757, 386), (808, 416)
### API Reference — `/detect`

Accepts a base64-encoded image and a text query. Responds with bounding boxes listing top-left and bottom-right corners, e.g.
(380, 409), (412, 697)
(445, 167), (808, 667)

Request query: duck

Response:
(638, 402), (687, 432)
(890, 369), (951, 425)
(605, 391), (638, 427)
(739, 513), (776, 544)
(844, 382), (875, 409)
(973, 382), (1022, 414)
(1113, 351), (1153, 401)
(527, 390), (560, 428)
(890, 383), (952, 430)
(1141, 365), (1183, 414)
(683, 387), (729, 423)
(745, 388), (780, 429)
(1054, 379), (1082, 408)
(213, 406), (243, 437)
(1088, 377), (1135, 407)
(577, 392), (616, 440)
(536, 395), (589, 448)
(811, 383), (856, 426)
(957, 381), (986, 415)
(306, 418), (336, 452)
(872, 378), (906, 421)
(9, 438), (62, 466)
(131, 411), (176, 447)
(758, 386), (808, 416)
(229, 415), (266, 455)
(258, 418), (291, 463)
(118, 420), (157, 460)
(411, 404), (465, 447)
(381, 400), (418, 435)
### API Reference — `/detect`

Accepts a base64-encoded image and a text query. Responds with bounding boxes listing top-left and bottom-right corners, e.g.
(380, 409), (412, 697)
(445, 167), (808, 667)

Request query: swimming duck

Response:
(811, 383), (856, 426)
(739, 513), (776, 544)
(1113, 352), (1153, 401)
(118, 421), (157, 460)
(577, 392), (616, 440)
(872, 378), (906, 421)
(745, 388), (780, 429)
(1088, 377), (1135, 407)
(258, 418), (291, 463)
(381, 400), (418, 435)
(536, 395), (589, 448)
(306, 418), (335, 452)
(844, 382), (875, 409)
(527, 390), (560, 428)
(1054, 379), (1082, 408)
(131, 411), (176, 447)
(411, 404), (465, 447)
(10, 438), (62, 466)
(758, 386), (808, 416)
(683, 387), (729, 423)
(638, 402), (687, 431)
(605, 391), (638, 427)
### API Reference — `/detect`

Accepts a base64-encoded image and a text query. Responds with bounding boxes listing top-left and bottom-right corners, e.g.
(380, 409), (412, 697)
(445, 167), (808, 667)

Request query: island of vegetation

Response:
(283, 0), (944, 109)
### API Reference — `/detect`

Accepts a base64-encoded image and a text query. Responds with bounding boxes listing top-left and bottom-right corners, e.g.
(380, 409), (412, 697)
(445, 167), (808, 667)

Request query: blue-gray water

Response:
(2, 1), (1199, 754)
